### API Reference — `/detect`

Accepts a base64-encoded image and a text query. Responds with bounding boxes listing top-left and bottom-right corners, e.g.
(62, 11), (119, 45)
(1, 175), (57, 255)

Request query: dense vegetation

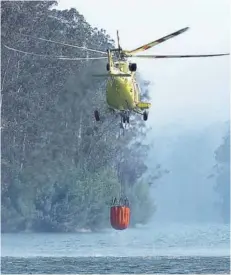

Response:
(213, 122), (230, 223)
(1, 1), (167, 232)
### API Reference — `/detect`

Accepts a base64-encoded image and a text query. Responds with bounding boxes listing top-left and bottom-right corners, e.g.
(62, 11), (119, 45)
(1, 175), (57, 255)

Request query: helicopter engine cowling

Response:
(129, 63), (137, 72)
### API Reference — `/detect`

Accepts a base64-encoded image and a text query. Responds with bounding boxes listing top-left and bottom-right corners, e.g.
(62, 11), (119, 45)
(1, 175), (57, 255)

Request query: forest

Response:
(1, 1), (169, 232)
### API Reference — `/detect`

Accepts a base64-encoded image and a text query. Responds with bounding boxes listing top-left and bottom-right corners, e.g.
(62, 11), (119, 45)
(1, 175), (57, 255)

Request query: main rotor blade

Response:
(131, 53), (230, 58)
(125, 27), (189, 55)
(4, 45), (108, 60)
(20, 33), (107, 55)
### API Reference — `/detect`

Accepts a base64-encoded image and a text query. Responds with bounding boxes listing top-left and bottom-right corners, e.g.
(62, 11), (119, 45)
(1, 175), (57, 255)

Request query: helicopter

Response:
(92, 26), (229, 126)
(4, 27), (229, 128)
(92, 29), (152, 125)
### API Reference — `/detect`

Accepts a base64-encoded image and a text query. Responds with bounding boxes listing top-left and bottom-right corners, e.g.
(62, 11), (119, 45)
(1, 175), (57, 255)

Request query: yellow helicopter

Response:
(4, 27), (229, 128)
(93, 30), (152, 124)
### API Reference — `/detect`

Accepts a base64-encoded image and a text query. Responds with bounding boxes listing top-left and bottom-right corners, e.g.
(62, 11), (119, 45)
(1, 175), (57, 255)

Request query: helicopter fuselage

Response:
(106, 61), (140, 111)
(106, 74), (139, 111)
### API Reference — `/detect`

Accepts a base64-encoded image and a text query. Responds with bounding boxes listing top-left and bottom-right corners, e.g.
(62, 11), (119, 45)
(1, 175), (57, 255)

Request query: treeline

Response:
(1, 1), (167, 232)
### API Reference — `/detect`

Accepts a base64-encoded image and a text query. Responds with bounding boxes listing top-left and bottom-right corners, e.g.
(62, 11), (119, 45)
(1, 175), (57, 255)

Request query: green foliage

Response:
(1, 1), (167, 232)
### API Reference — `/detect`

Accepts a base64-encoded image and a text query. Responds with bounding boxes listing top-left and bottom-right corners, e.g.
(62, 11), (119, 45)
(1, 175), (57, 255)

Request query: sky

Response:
(57, 0), (230, 129)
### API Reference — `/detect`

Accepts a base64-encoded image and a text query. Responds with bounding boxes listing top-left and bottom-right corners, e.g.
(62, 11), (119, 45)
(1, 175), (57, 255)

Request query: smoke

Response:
(147, 122), (228, 224)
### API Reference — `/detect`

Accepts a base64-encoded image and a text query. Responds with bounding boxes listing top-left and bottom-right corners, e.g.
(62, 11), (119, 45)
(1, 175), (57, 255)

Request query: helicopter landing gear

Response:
(143, 110), (148, 121)
(94, 110), (100, 121)
(122, 115), (129, 124)
(129, 63), (137, 72)
(119, 111), (130, 135)
(121, 111), (130, 124)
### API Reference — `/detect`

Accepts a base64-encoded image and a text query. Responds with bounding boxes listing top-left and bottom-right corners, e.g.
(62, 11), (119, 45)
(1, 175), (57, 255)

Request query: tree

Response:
(213, 122), (230, 223)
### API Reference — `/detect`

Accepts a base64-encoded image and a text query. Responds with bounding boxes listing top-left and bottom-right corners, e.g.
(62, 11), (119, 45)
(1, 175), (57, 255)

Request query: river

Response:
(1, 222), (230, 273)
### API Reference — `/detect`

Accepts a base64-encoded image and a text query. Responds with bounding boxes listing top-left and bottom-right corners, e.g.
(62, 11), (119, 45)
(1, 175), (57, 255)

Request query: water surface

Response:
(1, 223), (230, 273)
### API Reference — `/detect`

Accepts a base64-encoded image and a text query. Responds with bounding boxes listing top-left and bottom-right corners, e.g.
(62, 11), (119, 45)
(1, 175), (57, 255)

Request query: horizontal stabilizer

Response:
(92, 73), (131, 77)
(136, 102), (151, 109)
